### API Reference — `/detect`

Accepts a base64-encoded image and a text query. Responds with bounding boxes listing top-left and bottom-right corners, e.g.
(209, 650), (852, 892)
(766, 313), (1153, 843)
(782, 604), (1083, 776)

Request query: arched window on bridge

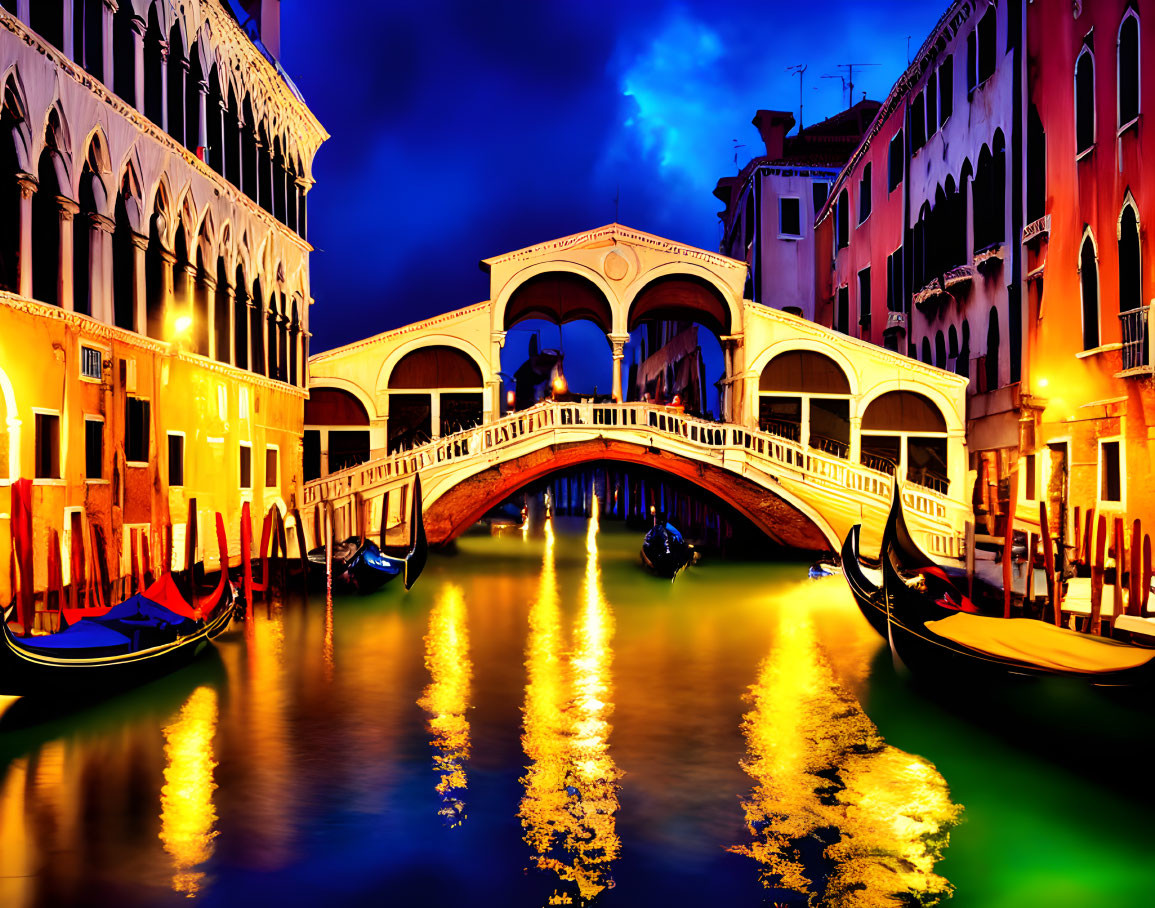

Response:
(758, 351), (851, 458)
(861, 391), (949, 492)
(303, 387), (371, 481)
(502, 271), (614, 410)
(387, 346), (484, 453)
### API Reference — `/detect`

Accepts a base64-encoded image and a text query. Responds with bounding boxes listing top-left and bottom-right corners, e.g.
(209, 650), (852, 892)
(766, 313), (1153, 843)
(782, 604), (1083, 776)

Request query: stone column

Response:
(159, 248), (178, 339)
(202, 273), (217, 360)
(62, 0), (75, 60)
(16, 175), (35, 299)
(90, 213), (116, 324)
(57, 197), (79, 312)
(215, 98), (228, 174)
(101, 1), (115, 88)
(130, 233), (148, 334)
(606, 332), (630, 402)
(197, 81), (209, 155)
(224, 283), (236, 366)
(157, 42), (170, 133)
(131, 16), (146, 114)
(849, 415), (862, 464)
(252, 132), (263, 208)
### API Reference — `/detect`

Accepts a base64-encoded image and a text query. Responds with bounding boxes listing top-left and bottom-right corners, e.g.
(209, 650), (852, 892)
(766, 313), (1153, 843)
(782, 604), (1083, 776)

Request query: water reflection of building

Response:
(731, 608), (960, 905)
(0, 2), (325, 614)
(520, 509), (621, 902)
(159, 685), (220, 897)
(419, 583), (472, 827)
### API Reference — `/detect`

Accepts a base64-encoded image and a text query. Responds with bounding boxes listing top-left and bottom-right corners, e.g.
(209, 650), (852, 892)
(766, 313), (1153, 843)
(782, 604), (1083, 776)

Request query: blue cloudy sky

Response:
(280, 1), (946, 354)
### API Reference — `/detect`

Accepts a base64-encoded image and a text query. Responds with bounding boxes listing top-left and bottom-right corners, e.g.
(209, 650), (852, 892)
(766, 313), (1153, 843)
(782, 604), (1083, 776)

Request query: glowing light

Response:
(552, 376), (568, 394)
(729, 608), (960, 903)
(1038, 377), (1049, 389)
(159, 686), (220, 897)
(174, 315), (193, 334)
(418, 584), (472, 827)
(507, 390), (516, 407)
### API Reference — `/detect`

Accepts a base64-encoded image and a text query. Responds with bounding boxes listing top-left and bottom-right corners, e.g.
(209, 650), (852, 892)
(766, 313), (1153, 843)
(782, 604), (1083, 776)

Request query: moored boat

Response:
(878, 489), (1155, 687)
(840, 525), (888, 640)
(308, 475), (427, 593)
(641, 514), (693, 580)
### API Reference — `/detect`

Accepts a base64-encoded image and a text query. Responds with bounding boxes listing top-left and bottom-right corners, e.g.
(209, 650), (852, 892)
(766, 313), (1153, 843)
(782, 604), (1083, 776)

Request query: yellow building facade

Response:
(0, 1), (326, 614)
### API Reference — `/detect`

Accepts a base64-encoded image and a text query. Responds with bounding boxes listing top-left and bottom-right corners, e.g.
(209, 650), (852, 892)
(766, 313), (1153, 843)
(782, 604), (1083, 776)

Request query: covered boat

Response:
(641, 514), (693, 579)
(0, 570), (233, 698)
(877, 489), (1155, 686)
(308, 475), (427, 593)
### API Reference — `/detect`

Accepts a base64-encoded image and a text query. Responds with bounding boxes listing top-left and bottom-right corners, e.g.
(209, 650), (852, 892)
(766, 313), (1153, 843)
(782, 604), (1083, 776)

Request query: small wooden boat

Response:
(308, 475), (427, 593)
(879, 489), (1155, 686)
(641, 514), (693, 579)
(0, 569), (234, 699)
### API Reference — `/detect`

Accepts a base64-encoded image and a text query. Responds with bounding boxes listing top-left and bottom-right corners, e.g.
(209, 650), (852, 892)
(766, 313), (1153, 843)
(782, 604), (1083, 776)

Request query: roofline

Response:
(309, 302), (492, 361)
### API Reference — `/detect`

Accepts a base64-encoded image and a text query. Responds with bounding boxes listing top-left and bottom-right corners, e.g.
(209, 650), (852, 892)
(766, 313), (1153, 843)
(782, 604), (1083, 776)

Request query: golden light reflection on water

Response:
(418, 583), (472, 827)
(730, 605), (960, 906)
(159, 686), (220, 897)
(520, 503), (621, 902)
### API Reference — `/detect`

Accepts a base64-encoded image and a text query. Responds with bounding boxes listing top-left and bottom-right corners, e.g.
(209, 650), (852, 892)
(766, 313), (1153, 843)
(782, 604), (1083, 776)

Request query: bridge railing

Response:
(304, 401), (958, 524)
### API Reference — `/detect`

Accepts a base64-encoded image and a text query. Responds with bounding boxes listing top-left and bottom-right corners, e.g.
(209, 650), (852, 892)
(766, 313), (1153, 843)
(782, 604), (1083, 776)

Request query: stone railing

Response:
(303, 401), (960, 530)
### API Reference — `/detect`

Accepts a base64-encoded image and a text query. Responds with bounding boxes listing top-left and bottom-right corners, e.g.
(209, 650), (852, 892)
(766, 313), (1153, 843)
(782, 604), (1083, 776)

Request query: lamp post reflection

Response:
(730, 609), (960, 906)
(418, 583), (472, 827)
(520, 502), (621, 903)
(159, 685), (220, 897)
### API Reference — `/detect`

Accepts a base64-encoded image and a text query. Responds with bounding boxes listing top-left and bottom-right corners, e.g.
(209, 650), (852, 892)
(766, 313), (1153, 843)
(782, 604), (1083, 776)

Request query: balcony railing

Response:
(1119, 306), (1151, 373)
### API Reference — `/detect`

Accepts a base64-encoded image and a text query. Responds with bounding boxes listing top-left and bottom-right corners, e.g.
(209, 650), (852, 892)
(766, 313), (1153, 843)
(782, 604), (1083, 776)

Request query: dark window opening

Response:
(266, 447), (278, 488)
(1076, 51), (1095, 153)
(977, 8), (997, 83)
(940, 57), (954, 123)
(837, 285), (849, 334)
(810, 398), (850, 457)
(967, 30), (978, 93)
(921, 337), (932, 364)
(1119, 15), (1139, 126)
(858, 267), (871, 337)
(812, 180), (829, 213)
(926, 73), (938, 138)
(85, 419), (102, 480)
(935, 331), (947, 369)
(759, 396), (801, 441)
(986, 307), (1001, 390)
(304, 430), (321, 482)
(440, 393), (484, 437)
(858, 164), (872, 223)
(330, 430), (371, 472)
(168, 434), (184, 487)
(911, 92), (926, 152)
(239, 445), (252, 490)
(1081, 236), (1099, 349)
(35, 413), (60, 479)
(780, 197), (801, 237)
(888, 130), (904, 191)
(1024, 453), (1037, 500)
(1119, 206), (1141, 313)
(126, 397), (150, 463)
(836, 189), (849, 249)
(886, 247), (904, 312)
(1101, 440), (1122, 502)
(861, 435), (900, 475)
(1027, 104), (1046, 223)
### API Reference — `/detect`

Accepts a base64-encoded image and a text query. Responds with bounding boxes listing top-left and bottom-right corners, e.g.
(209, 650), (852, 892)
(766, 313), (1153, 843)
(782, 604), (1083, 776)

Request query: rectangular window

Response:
(836, 189), (849, 249)
(888, 130), (904, 191)
(812, 180), (829, 213)
(910, 92), (926, 152)
(1100, 440), (1122, 503)
(779, 197), (801, 237)
(85, 418), (103, 480)
(967, 30), (977, 93)
(239, 444), (252, 490)
(939, 56), (954, 123)
(126, 397), (150, 463)
(80, 345), (103, 380)
(886, 246), (904, 311)
(926, 74), (938, 138)
(858, 267), (871, 336)
(836, 285), (850, 334)
(858, 164), (872, 223)
(35, 413), (60, 479)
(265, 447), (278, 487)
(977, 10), (996, 83)
(168, 433), (184, 487)
(1023, 452), (1036, 500)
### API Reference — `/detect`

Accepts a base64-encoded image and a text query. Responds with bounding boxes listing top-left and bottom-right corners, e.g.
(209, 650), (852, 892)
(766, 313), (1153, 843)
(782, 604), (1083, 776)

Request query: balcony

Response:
(1022, 213), (1051, 246)
(886, 310), (907, 331)
(914, 278), (951, 314)
(973, 243), (1006, 275)
(1117, 306), (1152, 376)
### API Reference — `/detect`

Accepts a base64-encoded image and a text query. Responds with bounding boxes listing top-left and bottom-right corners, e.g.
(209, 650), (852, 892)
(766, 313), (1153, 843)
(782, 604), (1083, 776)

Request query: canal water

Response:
(1, 514), (1153, 907)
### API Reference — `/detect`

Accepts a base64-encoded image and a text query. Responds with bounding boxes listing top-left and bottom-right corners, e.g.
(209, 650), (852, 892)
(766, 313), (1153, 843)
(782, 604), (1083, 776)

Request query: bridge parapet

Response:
(302, 401), (970, 560)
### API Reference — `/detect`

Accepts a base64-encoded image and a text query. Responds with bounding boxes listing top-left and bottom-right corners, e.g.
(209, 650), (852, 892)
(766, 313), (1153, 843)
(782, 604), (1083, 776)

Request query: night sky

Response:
(279, 1), (945, 359)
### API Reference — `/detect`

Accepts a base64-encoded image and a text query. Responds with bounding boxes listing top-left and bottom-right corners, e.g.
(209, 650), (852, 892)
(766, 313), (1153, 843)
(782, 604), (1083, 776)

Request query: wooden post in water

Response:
(290, 508), (309, 576)
(185, 498), (198, 585)
(1002, 469), (1019, 618)
(130, 528), (143, 594)
(965, 519), (976, 601)
(163, 523), (173, 575)
(69, 512), (85, 612)
(1112, 516), (1125, 629)
(1026, 533), (1038, 610)
(88, 523), (107, 611)
(1073, 506), (1082, 566)
(47, 528), (63, 632)
(1090, 514), (1107, 634)
(241, 501), (254, 615)
(1129, 519), (1142, 616)
(325, 501), (333, 596)
(1144, 534), (1152, 616)
(1084, 509), (1095, 567)
(1040, 500), (1059, 625)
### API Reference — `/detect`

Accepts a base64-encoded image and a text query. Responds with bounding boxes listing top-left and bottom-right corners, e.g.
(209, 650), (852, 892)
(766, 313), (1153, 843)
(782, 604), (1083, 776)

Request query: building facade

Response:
(0, 1), (326, 621)
(809, 0), (1155, 559)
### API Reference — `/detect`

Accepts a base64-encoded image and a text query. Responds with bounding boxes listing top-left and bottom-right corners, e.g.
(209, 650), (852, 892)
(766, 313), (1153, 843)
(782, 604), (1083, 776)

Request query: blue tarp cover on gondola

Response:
(22, 620), (131, 651)
(97, 594), (191, 628)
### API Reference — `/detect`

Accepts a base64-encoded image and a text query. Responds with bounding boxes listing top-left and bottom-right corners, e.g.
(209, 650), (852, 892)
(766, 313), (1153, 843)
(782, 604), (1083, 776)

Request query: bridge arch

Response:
(859, 388), (953, 490)
(622, 263), (740, 337)
(375, 334), (491, 398)
(422, 437), (838, 550)
(378, 343), (488, 452)
(749, 340), (863, 397)
(755, 349), (855, 456)
(493, 263), (617, 334)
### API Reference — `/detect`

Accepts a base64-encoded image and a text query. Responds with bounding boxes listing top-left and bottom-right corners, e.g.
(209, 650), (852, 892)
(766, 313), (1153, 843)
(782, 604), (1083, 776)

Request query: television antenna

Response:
(732, 138), (746, 170)
(786, 64), (807, 129)
(823, 62), (878, 107)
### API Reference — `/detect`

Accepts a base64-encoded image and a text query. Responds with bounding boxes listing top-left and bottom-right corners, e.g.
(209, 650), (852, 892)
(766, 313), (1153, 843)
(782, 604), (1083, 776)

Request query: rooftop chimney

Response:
(751, 110), (796, 160)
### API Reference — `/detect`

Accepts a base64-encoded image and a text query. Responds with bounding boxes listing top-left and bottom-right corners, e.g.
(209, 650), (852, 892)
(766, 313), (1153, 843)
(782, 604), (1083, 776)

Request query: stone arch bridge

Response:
(302, 224), (971, 558)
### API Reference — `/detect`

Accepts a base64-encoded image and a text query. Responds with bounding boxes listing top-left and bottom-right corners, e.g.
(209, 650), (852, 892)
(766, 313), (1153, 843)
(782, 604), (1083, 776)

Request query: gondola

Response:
(877, 488), (1155, 687)
(641, 514), (694, 580)
(0, 568), (234, 699)
(840, 525), (889, 640)
(307, 475), (427, 593)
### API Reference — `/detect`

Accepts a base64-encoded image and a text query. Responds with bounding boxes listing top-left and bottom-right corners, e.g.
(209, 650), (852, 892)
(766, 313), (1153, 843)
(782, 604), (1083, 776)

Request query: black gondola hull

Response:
(841, 525), (889, 641)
